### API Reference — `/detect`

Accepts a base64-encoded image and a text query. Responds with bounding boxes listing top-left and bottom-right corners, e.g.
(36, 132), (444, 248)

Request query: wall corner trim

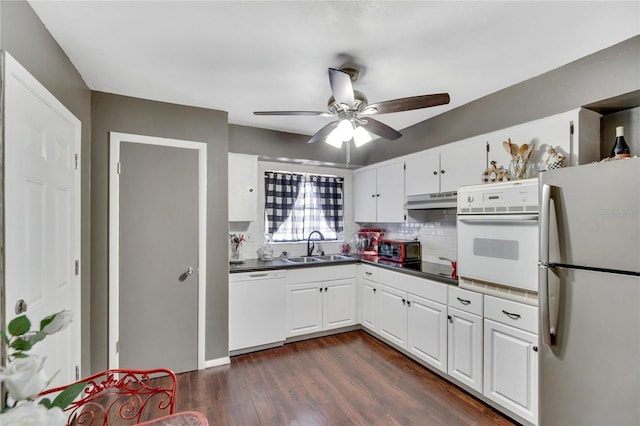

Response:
(205, 357), (231, 369)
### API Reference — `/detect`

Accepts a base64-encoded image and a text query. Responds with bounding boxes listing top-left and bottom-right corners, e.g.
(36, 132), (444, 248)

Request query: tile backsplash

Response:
(373, 209), (457, 264)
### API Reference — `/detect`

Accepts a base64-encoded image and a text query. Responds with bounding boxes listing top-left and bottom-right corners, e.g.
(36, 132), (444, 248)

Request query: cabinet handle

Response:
(532, 346), (538, 352)
(325, 287), (328, 292)
(319, 288), (323, 293)
(365, 272), (372, 276)
(502, 310), (521, 320)
(371, 194), (376, 198)
(407, 300), (411, 307)
(402, 298), (406, 305)
(433, 171), (438, 175)
(373, 288), (377, 293)
(440, 170), (446, 174)
(456, 297), (471, 305)
(447, 315), (452, 322)
(249, 187), (254, 193)
(376, 194), (380, 197)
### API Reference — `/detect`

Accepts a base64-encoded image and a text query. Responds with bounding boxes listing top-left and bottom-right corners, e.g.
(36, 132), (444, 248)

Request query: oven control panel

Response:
(457, 178), (538, 214)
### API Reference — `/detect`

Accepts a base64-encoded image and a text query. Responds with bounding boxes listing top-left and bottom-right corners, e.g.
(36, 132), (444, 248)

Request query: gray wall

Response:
(229, 124), (369, 167)
(365, 35), (640, 165)
(91, 92), (229, 372)
(0, 0), (93, 375)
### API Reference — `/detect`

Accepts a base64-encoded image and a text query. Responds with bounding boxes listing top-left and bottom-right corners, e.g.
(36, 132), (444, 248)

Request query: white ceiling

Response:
(29, 1), (640, 138)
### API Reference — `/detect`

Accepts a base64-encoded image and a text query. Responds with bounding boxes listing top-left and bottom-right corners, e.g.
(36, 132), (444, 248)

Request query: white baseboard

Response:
(204, 356), (231, 369)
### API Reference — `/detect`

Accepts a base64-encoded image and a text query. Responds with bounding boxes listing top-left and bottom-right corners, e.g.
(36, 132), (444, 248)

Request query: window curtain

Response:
(311, 175), (344, 234)
(264, 172), (303, 235)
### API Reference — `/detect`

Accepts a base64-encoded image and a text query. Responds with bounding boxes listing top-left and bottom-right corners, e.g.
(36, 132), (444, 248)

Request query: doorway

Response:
(108, 132), (206, 372)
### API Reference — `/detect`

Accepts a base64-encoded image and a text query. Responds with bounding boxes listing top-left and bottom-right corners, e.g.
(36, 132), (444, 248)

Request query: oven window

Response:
(473, 238), (519, 260)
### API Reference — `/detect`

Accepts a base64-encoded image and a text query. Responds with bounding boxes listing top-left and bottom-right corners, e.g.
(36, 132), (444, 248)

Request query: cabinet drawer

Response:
(448, 286), (483, 316)
(360, 264), (378, 282)
(484, 295), (538, 334)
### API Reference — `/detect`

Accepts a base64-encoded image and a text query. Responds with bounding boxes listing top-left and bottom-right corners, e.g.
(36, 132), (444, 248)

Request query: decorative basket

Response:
(546, 159), (564, 170)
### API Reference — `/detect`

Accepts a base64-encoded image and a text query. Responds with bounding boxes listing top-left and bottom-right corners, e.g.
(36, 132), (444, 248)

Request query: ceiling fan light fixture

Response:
(353, 126), (372, 147)
(325, 119), (353, 148)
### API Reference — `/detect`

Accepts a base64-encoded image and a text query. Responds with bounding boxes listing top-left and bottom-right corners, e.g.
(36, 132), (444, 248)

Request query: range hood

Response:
(403, 191), (458, 210)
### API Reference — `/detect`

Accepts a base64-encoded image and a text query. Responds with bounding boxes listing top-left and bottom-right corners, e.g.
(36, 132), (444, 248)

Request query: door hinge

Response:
(74, 153), (79, 170)
(75, 260), (80, 276)
(117, 162), (122, 174)
(75, 365), (80, 380)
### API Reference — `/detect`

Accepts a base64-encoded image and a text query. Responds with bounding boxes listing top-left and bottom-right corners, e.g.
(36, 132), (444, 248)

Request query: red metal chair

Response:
(39, 368), (177, 426)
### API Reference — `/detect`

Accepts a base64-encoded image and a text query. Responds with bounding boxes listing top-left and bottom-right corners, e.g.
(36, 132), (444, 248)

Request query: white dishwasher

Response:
(229, 270), (286, 352)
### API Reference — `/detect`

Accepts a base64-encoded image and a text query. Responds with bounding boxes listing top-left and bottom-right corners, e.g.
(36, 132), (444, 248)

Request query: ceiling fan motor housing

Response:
(328, 90), (368, 114)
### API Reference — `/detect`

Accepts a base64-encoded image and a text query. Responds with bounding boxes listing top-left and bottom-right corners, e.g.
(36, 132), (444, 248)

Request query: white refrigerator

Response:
(539, 157), (640, 425)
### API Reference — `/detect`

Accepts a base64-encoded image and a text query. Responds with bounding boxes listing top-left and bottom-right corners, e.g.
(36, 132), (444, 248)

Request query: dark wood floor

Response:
(174, 330), (517, 425)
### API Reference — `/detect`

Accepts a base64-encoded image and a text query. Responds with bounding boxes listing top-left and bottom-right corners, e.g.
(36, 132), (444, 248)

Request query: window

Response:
(264, 171), (344, 242)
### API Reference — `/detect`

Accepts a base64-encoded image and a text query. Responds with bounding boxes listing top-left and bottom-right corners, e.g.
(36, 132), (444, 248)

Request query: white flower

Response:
(41, 310), (73, 335)
(0, 400), (65, 426)
(1, 355), (53, 400)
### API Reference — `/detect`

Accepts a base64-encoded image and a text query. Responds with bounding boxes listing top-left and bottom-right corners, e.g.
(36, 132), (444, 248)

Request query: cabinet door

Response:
(440, 142), (486, 193)
(361, 279), (377, 331)
(228, 153), (257, 221)
(484, 319), (538, 424)
(323, 279), (356, 330)
(354, 168), (377, 222)
(376, 162), (405, 223)
(286, 283), (323, 337)
(377, 284), (407, 347)
(407, 294), (447, 374)
(405, 151), (440, 196)
(447, 307), (483, 393)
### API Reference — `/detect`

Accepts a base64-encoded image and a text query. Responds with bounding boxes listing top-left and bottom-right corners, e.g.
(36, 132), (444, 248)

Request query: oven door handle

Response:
(457, 214), (538, 223)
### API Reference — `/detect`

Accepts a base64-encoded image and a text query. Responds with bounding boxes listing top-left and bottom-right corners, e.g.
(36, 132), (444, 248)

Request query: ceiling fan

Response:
(254, 67), (450, 148)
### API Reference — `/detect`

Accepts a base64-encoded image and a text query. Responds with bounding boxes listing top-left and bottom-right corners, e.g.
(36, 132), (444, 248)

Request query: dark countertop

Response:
(229, 255), (458, 286)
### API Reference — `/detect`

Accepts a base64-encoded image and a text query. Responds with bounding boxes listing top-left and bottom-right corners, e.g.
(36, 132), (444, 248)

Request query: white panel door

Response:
(375, 162), (405, 223)
(323, 279), (355, 330)
(361, 280), (377, 331)
(4, 52), (81, 386)
(354, 168), (377, 222)
(407, 295), (447, 374)
(447, 307), (483, 393)
(484, 319), (538, 424)
(404, 150), (440, 196)
(286, 283), (322, 337)
(377, 284), (407, 347)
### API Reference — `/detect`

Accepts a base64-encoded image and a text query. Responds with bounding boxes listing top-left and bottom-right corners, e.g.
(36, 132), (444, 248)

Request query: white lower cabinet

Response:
(407, 294), (448, 373)
(361, 278), (378, 331)
(286, 265), (357, 338)
(374, 281), (448, 374)
(447, 307), (483, 393)
(483, 296), (539, 425)
(447, 286), (483, 393)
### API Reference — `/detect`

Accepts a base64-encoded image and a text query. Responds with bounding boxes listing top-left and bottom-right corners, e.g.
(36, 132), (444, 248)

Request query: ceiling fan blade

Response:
(308, 121), (340, 144)
(254, 110), (333, 117)
(361, 93), (450, 115)
(360, 118), (402, 141)
(328, 68), (355, 108)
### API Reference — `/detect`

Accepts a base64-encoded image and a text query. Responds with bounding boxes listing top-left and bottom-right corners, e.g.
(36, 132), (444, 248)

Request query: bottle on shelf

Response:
(610, 126), (631, 159)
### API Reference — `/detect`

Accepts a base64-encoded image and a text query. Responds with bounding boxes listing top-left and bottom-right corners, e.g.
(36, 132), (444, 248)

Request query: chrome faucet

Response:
(307, 231), (325, 256)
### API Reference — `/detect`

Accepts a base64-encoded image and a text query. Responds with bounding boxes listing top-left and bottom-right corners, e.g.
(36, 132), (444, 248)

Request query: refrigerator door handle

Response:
(540, 184), (556, 346)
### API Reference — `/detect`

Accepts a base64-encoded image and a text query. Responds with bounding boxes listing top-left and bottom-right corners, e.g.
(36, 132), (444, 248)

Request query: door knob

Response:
(178, 267), (195, 282)
(15, 299), (27, 314)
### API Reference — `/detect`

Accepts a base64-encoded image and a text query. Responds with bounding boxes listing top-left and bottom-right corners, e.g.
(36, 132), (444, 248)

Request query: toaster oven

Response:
(377, 239), (421, 262)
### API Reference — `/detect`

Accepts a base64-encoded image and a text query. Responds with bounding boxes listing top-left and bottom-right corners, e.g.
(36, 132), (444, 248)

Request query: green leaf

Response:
(39, 312), (57, 331)
(50, 382), (86, 410)
(10, 351), (28, 358)
(8, 315), (30, 337)
(0, 330), (9, 345)
(10, 337), (33, 351)
(39, 398), (53, 409)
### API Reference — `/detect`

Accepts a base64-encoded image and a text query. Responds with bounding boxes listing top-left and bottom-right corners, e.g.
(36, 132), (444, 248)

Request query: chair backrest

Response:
(39, 368), (177, 426)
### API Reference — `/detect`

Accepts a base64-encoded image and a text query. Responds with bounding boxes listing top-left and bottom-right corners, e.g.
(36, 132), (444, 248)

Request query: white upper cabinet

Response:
(354, 161), (405, 223)
(404, 141), (487, 196)
(228, 153), (258, 222)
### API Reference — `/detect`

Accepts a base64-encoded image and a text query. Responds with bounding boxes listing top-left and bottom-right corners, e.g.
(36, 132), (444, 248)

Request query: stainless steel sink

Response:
(285, 256), (324, 263)
(313, 254), (353, 262)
